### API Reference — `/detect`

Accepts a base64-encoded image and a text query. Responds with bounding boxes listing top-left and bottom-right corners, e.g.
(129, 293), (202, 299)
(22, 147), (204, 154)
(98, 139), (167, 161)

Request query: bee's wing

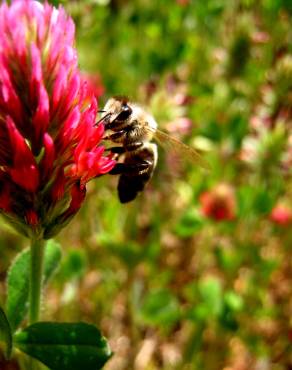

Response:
(148, 127), (211, 171)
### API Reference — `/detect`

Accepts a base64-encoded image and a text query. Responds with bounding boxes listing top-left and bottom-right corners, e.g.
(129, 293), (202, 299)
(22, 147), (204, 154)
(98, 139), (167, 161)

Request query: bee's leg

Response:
(124, 142), (143, 151)
(106, 146), (126, 155)
(104, 117), (137, 131)
(109, 161), (151, 175)
(106, 142), (143, 154)
(103, 130), (126, 143)
(104, 120), (124, 130)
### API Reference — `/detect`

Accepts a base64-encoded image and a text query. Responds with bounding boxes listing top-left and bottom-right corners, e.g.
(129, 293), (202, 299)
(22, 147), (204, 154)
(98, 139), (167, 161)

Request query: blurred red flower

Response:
(270, 204), (292, 226)
(0, 0), (115, 238)
(199, 184), (236, 221)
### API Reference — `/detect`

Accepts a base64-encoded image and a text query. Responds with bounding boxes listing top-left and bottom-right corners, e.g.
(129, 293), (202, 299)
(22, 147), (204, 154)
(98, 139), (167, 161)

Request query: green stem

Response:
(29, 237), (45, 324)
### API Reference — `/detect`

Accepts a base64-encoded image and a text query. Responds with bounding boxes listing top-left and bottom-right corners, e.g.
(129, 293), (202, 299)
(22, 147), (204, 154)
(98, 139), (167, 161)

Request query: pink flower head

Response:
(270, 203), (292, 226)
(81, 72), (105, 100)
(199, 183), (236, 221)
(0, 0), (115, 238)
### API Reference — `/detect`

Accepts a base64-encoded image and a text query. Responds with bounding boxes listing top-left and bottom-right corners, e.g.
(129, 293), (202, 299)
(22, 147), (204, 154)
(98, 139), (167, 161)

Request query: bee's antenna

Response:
(98, 110), (106, 113)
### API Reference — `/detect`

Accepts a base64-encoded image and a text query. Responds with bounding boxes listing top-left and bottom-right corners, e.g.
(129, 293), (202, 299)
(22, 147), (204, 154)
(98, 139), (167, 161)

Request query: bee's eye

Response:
(116, 105), (132, 120)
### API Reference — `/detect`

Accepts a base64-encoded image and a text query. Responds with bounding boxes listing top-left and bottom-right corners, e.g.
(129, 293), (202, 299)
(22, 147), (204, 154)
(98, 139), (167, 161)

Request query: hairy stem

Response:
(29, 237), (45, 324)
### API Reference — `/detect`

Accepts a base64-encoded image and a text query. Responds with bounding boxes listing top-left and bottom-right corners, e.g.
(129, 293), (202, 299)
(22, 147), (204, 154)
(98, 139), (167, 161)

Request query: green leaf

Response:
(6, 240), (62, 332)
(14, 322), (112, 370)
(6, 248), (30, 332)
(174, 208), (204, 238)
(59, 248), (88, 281)
(187, 278), (224, 322)
(0, 306), (12, 359)
(105, 241), (143, 269)
(43, 241), (62, 285)
(138, 289), (181, 328)
(198, 277), (223, 317)
(224, 291), (244, 312)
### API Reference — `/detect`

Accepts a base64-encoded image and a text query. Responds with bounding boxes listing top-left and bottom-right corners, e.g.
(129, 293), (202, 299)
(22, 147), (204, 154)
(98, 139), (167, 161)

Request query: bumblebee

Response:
(99, 97), (209, 203)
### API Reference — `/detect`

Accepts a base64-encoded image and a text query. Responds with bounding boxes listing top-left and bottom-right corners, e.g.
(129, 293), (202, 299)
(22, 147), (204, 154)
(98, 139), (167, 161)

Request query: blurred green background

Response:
(1, 0), (292, 369)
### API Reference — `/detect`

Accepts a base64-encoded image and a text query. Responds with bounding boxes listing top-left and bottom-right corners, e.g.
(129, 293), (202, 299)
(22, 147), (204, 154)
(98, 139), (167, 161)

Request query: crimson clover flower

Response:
(199, 183), (237, 221)
(0, 0), (115, 238)
(270, 203), (292, 226)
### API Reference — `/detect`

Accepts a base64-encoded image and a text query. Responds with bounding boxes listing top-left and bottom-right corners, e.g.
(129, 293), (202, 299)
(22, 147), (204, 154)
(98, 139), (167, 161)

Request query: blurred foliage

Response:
(1, 0), (292, 369)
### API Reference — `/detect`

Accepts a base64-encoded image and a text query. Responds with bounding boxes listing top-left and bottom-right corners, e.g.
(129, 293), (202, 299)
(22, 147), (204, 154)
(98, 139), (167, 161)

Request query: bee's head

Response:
(103, 97), (132, 124)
